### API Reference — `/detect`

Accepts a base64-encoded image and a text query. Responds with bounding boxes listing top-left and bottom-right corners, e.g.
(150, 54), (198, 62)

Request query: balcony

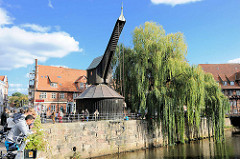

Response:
(29, 72), (35, 79)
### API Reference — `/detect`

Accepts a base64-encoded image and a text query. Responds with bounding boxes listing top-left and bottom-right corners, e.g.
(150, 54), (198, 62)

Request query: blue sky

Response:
(0, 0), (240, 95)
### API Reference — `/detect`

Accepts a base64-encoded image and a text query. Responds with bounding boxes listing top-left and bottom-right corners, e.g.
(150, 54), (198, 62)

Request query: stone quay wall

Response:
(39, 119), (212, 159)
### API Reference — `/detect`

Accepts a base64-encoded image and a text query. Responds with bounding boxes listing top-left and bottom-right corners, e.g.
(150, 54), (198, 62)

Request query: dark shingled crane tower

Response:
(76, 6), (126, 117)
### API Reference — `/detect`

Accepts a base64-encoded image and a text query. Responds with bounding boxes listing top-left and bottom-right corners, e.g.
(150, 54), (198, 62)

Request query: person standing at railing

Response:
(40, 112), (45, 123)
(51, 111), (56, 124)
(94, 109), (99, 121)
(124, 114), (129, 121)
(85, 109), (89, 122)
(69, 112), (74, 122)
(58, 112), (63, 123)
(55, 112), (58, 122)
(81, 110), (85, 121)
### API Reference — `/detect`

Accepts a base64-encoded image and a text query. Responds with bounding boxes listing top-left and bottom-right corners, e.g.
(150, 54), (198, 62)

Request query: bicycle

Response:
(0, 125), (11, 143)
(0, 130), (7, 143)
(0, 135), (29, 159)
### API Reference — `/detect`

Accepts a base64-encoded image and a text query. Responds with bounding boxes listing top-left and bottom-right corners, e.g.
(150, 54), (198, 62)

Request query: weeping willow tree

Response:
(113, 22), (229, 144)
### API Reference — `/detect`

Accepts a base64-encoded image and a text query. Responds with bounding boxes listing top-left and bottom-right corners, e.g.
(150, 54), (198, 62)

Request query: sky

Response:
(0, 0), (240, 95)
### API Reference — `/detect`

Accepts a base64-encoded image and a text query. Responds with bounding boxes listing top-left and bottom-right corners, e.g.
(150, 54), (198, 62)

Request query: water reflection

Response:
(96, 129), (240, 159)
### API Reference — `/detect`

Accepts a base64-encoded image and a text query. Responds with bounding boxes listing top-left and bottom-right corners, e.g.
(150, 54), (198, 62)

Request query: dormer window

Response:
(80, 83), (84, 89)
(50, 83), (57, 88)
(230, 81), (234, 86)
(223, 81), (227, 86)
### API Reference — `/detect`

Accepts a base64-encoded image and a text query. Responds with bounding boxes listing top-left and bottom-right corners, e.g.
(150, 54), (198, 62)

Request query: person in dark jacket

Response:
(1, 107), (9, 127)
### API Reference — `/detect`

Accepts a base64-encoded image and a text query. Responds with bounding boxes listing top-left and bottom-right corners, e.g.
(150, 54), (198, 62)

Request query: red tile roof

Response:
(199, 64), (240, 89)
(0, 76), (5, 81)
(36, 65), (87, 92)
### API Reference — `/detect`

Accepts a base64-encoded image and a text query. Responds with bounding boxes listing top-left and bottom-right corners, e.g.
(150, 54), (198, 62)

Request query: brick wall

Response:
(38, 119), (212, 159)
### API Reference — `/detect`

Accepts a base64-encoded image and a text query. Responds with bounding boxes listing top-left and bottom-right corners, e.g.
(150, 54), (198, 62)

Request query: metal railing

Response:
(227, 108), (240, 116)
(40, 113), (141, 124)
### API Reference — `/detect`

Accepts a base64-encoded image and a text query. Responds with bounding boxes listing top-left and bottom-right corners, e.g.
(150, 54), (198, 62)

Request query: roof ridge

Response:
(38, 65), (85, 71)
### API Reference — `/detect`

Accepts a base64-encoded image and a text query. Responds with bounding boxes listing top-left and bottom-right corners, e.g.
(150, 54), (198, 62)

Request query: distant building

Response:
(0, 75), (9, 112)
(29, 59), (87, 115)
(199, 64), (240, 114)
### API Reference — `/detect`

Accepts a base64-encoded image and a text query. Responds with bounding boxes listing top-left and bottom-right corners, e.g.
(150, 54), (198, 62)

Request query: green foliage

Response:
(71, 152), (81, 159)
(113, 22), (228, 144)
(25, 116), (47, 151)
(12, 92), (23, 97)
(8, 92), (28, 107)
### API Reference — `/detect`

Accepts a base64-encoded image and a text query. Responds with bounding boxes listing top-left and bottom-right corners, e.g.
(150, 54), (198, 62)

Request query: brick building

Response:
(0, 75), (8, 112)
(29, 59), (87, 116)
(199, 64), (240, 114)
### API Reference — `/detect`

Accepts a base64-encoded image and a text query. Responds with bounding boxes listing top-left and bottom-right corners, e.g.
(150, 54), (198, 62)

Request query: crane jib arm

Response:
(87, 11), (126, 85)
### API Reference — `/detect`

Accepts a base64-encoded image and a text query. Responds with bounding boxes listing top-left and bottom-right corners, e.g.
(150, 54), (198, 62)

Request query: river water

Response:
(96, 129), (240, 159)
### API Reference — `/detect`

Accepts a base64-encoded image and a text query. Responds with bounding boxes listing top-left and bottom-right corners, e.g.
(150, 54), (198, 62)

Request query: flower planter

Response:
(24, 149), (37, 159)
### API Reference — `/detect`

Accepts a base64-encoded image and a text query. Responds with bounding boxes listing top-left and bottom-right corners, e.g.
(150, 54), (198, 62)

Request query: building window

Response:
(51, 105), (56, 112)
(73, 93), (78, 99)
(223, 90), (228, 95)
(50, 83), (57, 88)
(42, 105), (47, 113)
(230, 81), (235, 86)
(236, 90), (240, 96)
(223, 81), (227, 86)
(229, 90), (233, 96)
(51, 93), (56, 99)
(60, 93), (65, 99)
(80, 83), (84, 89)
(39, 92), (47, 99)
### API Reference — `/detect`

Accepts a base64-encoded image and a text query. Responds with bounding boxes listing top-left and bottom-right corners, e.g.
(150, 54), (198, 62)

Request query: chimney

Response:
(35, 59), (38, 68)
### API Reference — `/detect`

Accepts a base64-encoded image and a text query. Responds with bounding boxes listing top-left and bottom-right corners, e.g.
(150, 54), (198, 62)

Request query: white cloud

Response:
(20, 24), (51, 32)
(48, 0), (54, 9)
(151, 0), (201, 6)
(228, 58), (240, 64)
(9, 88), (28, 94)
(0, 7), (82, 70)
(8, 83), (27, 94)
(0, 7), (13, 25)
(9, 83), (23, 87)
(51, 65), (69, 68)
